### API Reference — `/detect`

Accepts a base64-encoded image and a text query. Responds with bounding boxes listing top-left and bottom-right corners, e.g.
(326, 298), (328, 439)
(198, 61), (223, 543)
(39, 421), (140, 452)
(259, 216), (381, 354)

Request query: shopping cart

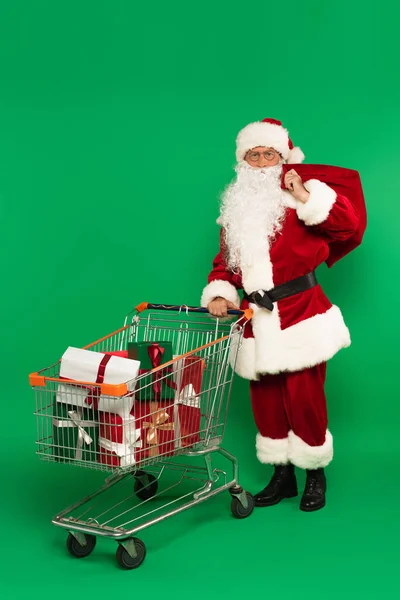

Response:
(30, 302), (255, 569)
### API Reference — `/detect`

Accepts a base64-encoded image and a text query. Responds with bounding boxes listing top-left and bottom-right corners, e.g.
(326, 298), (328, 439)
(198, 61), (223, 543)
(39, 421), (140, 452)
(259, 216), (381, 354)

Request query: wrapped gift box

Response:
(98, 412), (141, 468)
(56, 346), (140, 417)
(133, 400), (176, 461)
(103, 350), (129, 358)
(173, 355), (204, 449)
(128, 341), (175, 401)
(130, 355), (205, 460)
(53, 399), (98, 463)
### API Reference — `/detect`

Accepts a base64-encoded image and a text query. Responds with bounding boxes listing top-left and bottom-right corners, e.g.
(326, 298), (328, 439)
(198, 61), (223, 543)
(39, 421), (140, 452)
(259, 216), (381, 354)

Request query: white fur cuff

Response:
(256, 433), (289, 465)
(200, 279), (240, 309)
(288, 430), (333, 469)
(297, 179), (336, 226)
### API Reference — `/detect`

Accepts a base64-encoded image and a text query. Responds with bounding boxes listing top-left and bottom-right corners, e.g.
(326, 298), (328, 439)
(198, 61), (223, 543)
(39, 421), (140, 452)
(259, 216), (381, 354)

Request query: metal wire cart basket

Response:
(30, 303), (255, 569)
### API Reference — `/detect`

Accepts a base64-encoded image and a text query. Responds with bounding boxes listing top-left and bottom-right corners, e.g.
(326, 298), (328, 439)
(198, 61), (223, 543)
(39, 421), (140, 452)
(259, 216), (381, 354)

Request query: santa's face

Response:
(244, 146), (282, 168)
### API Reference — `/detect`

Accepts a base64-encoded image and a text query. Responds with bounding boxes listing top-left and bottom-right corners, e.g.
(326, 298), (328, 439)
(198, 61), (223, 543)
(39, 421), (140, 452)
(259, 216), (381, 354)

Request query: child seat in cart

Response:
(30, 302), (255, 569)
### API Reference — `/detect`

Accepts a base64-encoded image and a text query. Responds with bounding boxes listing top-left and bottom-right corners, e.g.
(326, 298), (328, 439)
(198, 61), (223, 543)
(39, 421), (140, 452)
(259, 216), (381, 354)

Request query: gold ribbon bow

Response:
(143, 401), (174, 457)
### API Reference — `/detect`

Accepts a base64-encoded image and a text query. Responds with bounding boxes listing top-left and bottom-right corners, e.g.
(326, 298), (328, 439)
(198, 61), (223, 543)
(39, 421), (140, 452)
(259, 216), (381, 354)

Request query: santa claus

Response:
(200, 118), (360, 512)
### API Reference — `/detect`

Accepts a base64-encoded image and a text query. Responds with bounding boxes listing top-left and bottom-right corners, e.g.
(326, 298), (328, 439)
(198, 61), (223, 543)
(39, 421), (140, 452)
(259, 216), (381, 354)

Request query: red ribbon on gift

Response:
(85, 353), (113, 410)
(147, 343), (164, 398)
(140, 343), (176, 400)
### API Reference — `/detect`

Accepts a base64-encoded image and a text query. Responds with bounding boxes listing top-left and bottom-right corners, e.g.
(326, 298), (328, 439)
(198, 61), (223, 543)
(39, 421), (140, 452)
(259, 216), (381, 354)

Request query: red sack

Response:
(281, 164), (366, 267)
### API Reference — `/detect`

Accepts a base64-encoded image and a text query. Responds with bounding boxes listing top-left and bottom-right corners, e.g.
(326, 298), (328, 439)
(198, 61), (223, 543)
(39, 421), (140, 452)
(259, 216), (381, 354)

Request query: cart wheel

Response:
(66, 533), (97, 558)
(231, 492), (255, 519)
(134, 473), (158, 500)
(116, 538), (146, 570)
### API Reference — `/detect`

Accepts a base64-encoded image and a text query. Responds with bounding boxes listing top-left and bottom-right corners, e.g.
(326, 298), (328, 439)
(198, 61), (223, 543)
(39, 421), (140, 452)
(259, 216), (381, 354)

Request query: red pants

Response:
(249, 364), (333, 469)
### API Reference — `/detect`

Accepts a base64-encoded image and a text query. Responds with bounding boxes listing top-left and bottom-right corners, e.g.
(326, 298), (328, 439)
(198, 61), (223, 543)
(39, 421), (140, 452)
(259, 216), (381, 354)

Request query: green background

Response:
(1, 0), (398, 596)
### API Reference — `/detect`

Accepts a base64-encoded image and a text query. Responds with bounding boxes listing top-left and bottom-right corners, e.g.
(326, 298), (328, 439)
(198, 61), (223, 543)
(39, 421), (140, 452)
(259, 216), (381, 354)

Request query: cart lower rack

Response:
(30, 303), (254, 569)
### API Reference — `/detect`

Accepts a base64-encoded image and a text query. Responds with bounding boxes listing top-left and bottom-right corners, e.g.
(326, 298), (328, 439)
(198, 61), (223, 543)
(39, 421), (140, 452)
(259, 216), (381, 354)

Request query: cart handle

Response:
(28, 303), (252, 392)
(135, 302), (253, 321)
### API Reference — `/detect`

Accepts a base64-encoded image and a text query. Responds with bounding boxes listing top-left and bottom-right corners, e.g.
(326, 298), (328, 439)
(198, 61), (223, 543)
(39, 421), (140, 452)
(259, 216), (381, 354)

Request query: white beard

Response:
(218, 161), (287, 272)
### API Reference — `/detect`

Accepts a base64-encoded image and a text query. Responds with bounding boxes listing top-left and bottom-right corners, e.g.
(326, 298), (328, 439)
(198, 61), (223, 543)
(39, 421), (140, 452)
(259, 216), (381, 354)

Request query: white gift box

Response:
(98, 415), (142, 468)
(56, 346), (141, 417)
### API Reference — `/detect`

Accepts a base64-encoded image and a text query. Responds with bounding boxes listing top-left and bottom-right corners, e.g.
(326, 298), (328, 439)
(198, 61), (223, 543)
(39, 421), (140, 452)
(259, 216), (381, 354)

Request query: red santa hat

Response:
(235, 118), (305, 164)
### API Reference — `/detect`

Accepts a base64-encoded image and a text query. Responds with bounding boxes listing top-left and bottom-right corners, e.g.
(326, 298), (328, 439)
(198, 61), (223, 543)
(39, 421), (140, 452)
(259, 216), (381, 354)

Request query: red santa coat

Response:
(201, 180), (360, 380)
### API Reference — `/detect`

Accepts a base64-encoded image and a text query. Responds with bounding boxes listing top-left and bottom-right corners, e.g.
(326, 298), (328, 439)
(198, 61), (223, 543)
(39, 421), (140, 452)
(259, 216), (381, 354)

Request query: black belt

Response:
(243, 272), (318, 311)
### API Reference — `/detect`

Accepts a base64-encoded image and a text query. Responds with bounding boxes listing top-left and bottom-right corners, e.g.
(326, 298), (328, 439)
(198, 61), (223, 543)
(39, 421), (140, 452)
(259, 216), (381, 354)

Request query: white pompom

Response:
(287, 146), (305, 164)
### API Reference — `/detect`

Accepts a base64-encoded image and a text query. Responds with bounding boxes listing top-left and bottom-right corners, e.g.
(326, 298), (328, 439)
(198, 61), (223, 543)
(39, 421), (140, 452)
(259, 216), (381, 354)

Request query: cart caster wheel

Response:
(231, 492), (255, 519)
(134, 473), (158, 500)
(66, 533), (96, 558)
(116, 538), (146, 570)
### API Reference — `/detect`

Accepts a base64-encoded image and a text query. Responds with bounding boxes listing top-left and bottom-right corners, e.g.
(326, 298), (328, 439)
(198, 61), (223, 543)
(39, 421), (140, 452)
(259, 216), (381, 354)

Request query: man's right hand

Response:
(207, 297), (240, 318)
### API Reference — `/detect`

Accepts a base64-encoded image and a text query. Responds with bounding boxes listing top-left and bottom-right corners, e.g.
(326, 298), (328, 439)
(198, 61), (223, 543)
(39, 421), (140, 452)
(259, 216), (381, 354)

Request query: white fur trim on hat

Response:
(256, 433), (289, 465)
(288, 430), (333, 469)
(235, 121), (304, 163)
(287, 146), (305, 164)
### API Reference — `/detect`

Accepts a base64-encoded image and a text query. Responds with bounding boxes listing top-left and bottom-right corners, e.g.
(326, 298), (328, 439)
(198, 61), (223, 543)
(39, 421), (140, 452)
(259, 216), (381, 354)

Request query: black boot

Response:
(254, 464), (298, 507)
(300, 468), (326, 512)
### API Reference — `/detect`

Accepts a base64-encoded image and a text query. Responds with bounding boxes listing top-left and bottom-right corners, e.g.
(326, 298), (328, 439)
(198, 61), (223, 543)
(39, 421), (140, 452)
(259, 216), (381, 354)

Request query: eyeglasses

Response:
(246, 149), (280, 162)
